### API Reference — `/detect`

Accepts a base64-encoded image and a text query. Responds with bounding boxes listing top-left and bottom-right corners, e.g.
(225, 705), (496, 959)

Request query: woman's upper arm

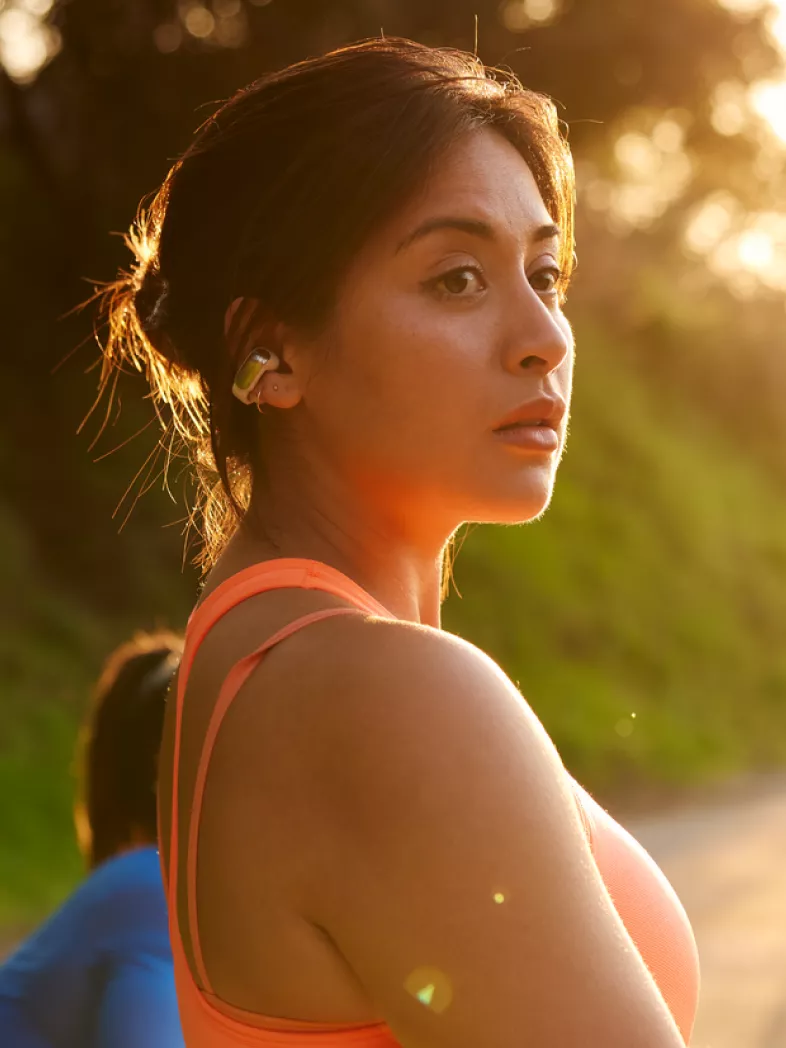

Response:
(295, 619), (685, 1048)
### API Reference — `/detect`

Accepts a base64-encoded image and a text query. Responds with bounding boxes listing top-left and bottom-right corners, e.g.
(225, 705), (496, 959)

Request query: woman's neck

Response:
(216, 482), (451, 628)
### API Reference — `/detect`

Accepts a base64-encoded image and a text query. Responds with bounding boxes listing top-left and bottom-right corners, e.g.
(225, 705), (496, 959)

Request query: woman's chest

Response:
(573, 783), (700, 1043)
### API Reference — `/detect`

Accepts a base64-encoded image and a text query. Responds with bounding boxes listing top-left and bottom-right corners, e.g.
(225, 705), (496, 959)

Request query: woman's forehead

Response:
(383, 129), (558, 252)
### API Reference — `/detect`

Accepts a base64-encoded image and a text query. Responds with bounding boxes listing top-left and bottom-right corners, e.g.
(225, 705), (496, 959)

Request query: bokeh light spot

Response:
(615, 717), (635, 738)
(183, 4), (215, 38)
(605, 123), (693, 230)
(499, 0), (561, 32)
(738, 229), (775, 269)
(651, 119), (685, 153)
(22, 0), (53, 16)
(711, 80), (750, 136)
(684, 193), (737, 254)
(772, 0), (786, 47)
(214, 7), (248, 48)
(707, 211), (786, 294)
(614, 132), (659, 177)
(716, 0), (768, 12)
(0, 6), (60, 83)
(751, 80), (786, 142)
(154, 23), (183, 54)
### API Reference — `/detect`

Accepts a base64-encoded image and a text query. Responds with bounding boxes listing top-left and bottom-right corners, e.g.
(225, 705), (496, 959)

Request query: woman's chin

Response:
(469, 473), (557, 525)
(463, 491), (555, 527)
(490, 503), (552, 525)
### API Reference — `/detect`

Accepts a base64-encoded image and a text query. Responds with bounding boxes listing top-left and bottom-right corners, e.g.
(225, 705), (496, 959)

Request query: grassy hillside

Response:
(4, 325), (786, 926)
(0, 504), (101, 926)
(445, 325), (786, 792)
(0, 502), (188, 928)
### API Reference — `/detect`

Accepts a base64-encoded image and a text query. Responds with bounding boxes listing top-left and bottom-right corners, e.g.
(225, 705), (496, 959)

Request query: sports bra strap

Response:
(180, 605), (366, 994)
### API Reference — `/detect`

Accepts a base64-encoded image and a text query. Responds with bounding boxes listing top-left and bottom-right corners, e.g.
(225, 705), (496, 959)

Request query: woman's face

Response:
(293, 128), (574, 540)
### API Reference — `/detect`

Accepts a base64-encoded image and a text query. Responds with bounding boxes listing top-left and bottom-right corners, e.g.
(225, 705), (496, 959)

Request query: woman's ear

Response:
(226, 298), (308, 411)
(255, 321), (312, 410)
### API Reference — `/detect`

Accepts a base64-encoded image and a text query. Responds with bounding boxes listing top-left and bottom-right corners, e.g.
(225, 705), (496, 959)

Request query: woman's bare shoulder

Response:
(248, 613), (684, 1048)
(262, 611), (547, 757)
(250, 610), (564, 842)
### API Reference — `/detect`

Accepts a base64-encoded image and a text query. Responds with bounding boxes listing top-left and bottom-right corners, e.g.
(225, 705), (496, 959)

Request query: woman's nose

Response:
(502, 290), (572, 377)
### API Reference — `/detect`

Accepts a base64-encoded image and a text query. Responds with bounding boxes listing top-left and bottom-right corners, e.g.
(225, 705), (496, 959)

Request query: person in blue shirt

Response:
(0, 631), (185, 1048)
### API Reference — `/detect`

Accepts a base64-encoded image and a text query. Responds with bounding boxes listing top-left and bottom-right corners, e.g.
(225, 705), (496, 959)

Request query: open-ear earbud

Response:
(231, 348), (280, 405)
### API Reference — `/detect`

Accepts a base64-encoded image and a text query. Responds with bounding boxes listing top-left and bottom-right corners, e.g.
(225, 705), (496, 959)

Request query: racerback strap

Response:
(167, 559), (391, 993)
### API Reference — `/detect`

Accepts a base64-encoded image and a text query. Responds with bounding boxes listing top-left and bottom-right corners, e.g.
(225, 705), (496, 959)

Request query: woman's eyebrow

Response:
(395, 216), (561, 254)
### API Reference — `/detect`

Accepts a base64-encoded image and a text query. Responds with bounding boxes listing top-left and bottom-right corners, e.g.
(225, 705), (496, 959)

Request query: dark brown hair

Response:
(99, 37), (575, 569)
(75, 631), (182, 869)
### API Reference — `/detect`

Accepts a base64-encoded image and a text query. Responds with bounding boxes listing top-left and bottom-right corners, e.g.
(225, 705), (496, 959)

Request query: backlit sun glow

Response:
(751, 80), (786, 141)
(716, 0), (786, 143)
(0, 0), (783, 292)
(704, 1), (786, 287)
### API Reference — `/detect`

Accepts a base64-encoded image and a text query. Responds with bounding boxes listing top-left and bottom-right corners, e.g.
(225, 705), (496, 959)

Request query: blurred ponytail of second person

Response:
(75, 631), (180, 869)
(0, 631), (185, 1048)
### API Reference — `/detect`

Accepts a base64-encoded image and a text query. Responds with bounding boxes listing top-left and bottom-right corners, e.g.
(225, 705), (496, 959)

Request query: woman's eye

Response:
(529, 265), (562, 295)
(430, 266), (485, 297)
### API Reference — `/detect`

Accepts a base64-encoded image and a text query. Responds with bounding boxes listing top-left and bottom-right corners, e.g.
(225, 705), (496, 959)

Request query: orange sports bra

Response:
(163, 558), (700, 1046)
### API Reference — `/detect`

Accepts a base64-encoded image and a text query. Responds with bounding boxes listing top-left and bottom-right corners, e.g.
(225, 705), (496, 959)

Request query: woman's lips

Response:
(492, 422), (560, 451)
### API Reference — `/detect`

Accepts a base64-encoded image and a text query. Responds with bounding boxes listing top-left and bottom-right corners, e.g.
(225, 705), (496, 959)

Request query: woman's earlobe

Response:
(254, 370), (303, 411)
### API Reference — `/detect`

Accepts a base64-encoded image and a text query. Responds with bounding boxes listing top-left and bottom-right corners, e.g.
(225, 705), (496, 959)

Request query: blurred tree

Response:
(0, 0), (782, 608)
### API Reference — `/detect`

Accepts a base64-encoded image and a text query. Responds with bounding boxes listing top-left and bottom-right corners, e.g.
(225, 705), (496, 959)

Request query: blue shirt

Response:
(0, 846), (184, 1048)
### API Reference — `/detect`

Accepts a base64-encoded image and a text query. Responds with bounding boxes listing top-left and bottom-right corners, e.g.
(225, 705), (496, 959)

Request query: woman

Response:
(0, 633), (185, 1048)
(101, 39), (699, 1047)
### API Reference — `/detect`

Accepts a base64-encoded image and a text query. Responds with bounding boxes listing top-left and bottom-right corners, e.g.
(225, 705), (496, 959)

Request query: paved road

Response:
(623, 777), (786, 1048)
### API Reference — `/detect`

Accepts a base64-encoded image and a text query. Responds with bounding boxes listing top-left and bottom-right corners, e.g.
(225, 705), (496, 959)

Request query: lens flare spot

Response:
(417, 984), (434, 1006)
(404, 967), (453, 1014)
(615, 716), (635, 738)
(493, 891), (506, 904)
